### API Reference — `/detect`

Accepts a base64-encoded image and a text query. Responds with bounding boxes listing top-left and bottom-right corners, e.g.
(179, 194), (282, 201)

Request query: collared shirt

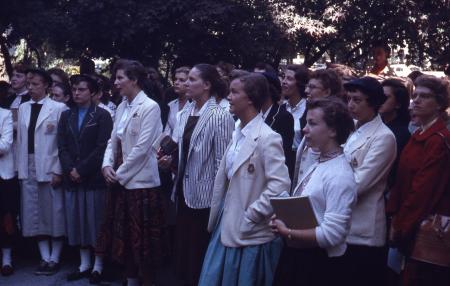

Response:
(30, 97), (46, 105)
(11, 90), (29, 109)
(191, 100), (209, 116)
(285, 98), (306, 150)
(261, 105), (273, 120)
(225, 115), (260, 180)
(116, 96), (138, 140)
(344, 115), (379, 151)
(165, 98), (189, 137)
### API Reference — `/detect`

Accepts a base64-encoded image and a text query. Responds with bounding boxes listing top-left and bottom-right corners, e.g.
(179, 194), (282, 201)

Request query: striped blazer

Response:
(172, 97), (234, 209)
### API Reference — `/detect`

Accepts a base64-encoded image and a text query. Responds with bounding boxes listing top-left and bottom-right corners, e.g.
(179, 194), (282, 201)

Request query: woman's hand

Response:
(270, 214), (289, 237)
(158, 155), (173, 170)
(102, 166), (117, 184)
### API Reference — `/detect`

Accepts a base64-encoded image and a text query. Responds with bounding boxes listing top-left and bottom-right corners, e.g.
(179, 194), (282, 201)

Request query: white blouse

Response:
(298, 154), (357, 257)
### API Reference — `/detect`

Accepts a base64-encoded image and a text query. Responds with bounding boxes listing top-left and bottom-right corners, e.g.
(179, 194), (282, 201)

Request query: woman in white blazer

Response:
(198, 73), (290, 286)
(271, 98), (356, 286)
(159, 64), (234, 286)
(0, 107), (15, 276)
(101, 59), (165, 286)
(17, 69), (67, 275)
(341, 77), (397, 286)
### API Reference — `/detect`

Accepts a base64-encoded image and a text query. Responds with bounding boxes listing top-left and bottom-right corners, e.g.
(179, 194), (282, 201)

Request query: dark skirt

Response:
(174, 189), (210, 285)
(402, 258), (450, 286)
(273, 246), (346, 286)
(95, 185), (166, 276)
(0, 177), (20, 247)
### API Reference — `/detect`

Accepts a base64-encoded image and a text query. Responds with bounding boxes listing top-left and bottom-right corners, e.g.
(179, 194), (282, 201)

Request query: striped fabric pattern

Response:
(173, 98), (234, 209)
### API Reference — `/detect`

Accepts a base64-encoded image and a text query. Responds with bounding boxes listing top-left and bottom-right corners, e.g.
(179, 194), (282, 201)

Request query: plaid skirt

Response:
(95, 184), (166, 275)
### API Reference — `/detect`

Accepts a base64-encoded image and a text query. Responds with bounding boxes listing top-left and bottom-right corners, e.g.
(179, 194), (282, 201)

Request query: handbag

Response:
(410, 131), (450, 267)
(410, 214), (450, 267)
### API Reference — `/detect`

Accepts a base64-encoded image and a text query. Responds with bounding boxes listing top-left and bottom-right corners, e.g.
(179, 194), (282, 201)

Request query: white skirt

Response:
(20, 154), (66, 237)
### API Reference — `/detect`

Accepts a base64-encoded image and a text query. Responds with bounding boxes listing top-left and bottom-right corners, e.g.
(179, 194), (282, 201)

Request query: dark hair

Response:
(381, 78), (411, 124)
(254, 62), (276, 74)
(53, 82), (71, 97)
(229, 69), (250, 81)
(286, 64), (310, 98)
(407, 70), (423, 82)
(193, 63), (228, 99)
(262, 71), (282, 103)
(47, 68), (69, 86)
(113, 59), (148, 89)
(235, 73), (270, 111)
(26, 68), (53, 87)
(310, 69), (343, 97)
(345, 77), (385, 113)
(12, 62), (29, 74)
(70, 74), (99, 94)
(307, 97), (355, 145)
(414, 75), (450, 111)
(372, 41), (391, 58)
(174, 66), (191, 76)
(0, 81), (11, 108)
(216, 61), (235, 76)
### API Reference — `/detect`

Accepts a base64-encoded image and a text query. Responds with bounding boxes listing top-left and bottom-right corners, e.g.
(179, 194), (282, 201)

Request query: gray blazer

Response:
(172, 98), (234, 209)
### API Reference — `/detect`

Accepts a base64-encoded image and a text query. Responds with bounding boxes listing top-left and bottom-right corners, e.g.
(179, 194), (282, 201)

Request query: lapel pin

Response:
(248, 163), (255, 174)
(46, 123), (55, 133)
(132, 112), (138, 118)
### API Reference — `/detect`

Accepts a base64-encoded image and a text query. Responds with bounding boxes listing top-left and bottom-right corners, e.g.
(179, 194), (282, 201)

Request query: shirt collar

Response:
(261, 105), (273, 120)
(356, 114), (380, 133)
(31, 97), (46, 105)
(286, 98), (305, 111)
(17, 90), (28, 96)
(239, 114), (261, 139)
(192, 99), (209, 116)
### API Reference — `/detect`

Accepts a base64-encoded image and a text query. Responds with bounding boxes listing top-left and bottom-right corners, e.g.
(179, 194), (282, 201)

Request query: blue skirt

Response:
(198, 214), (283, 286)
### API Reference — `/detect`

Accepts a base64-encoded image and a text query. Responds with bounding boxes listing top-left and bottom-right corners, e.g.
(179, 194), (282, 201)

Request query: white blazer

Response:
(208, 115), (291, 247)
(343, 115), (396, 246)
(103, 91), (162, 189)
(17, 97), (66, 182)
(0, 107), (14, 179)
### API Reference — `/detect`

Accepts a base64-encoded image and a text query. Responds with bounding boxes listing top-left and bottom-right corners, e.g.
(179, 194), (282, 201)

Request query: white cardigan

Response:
(295, 154), (357, 257)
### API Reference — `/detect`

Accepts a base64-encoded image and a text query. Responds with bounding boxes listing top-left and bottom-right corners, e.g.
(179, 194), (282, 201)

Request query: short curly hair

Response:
(306, 97), (355, 145)
(414, 75), (449, 111)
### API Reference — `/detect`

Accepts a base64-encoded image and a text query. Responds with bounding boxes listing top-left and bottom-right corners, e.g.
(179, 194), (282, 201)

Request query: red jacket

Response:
(386, 118), (450, 242)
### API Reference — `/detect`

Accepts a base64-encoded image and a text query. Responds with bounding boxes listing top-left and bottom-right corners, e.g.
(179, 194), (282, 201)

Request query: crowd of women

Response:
(0, 52), (449, 286)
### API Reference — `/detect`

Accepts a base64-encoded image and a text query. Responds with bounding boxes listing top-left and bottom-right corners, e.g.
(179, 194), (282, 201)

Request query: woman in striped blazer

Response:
(159, 63), (234, 286)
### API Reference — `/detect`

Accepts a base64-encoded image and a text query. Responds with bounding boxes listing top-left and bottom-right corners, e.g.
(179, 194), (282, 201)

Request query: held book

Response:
(153, 133), (178, 156)
(270, 196), (318, 248)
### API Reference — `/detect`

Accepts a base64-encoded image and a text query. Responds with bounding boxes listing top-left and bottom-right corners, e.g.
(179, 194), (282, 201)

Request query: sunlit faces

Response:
(379, 86), (398, 115)
(411, 86), (441, 121)
(72, 81), (93, 107)
(27, 74), (48, 101)
(114, 69), (136, 98)
(303, 108), (336, 150)
(227, 79), (253, 117)
(305, 78), (329, 100)
(347, 89), (376, 123)
(186, 68), (210, 100)
(281, 69), (299, 98)
(51, 85), (69, 103)
(11, 70), (27, 91)
(173, 72), (188, 95)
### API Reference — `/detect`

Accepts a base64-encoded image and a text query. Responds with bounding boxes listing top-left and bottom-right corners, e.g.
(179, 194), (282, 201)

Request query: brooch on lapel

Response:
(46, 123), (55, 133)
(248, 163), (255, 174)
(132, 112), (138, 118)
(350, 157), (358, 168)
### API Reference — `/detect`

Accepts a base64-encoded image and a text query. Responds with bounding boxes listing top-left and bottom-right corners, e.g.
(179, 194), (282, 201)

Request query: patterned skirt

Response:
(95, 184), (166, 275)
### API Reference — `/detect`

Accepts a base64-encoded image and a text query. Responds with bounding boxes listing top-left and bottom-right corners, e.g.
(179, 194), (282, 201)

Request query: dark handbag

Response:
(411, 215), (450, 267)
(160, 135), (178, 156)
(410, 131), (450, 267)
